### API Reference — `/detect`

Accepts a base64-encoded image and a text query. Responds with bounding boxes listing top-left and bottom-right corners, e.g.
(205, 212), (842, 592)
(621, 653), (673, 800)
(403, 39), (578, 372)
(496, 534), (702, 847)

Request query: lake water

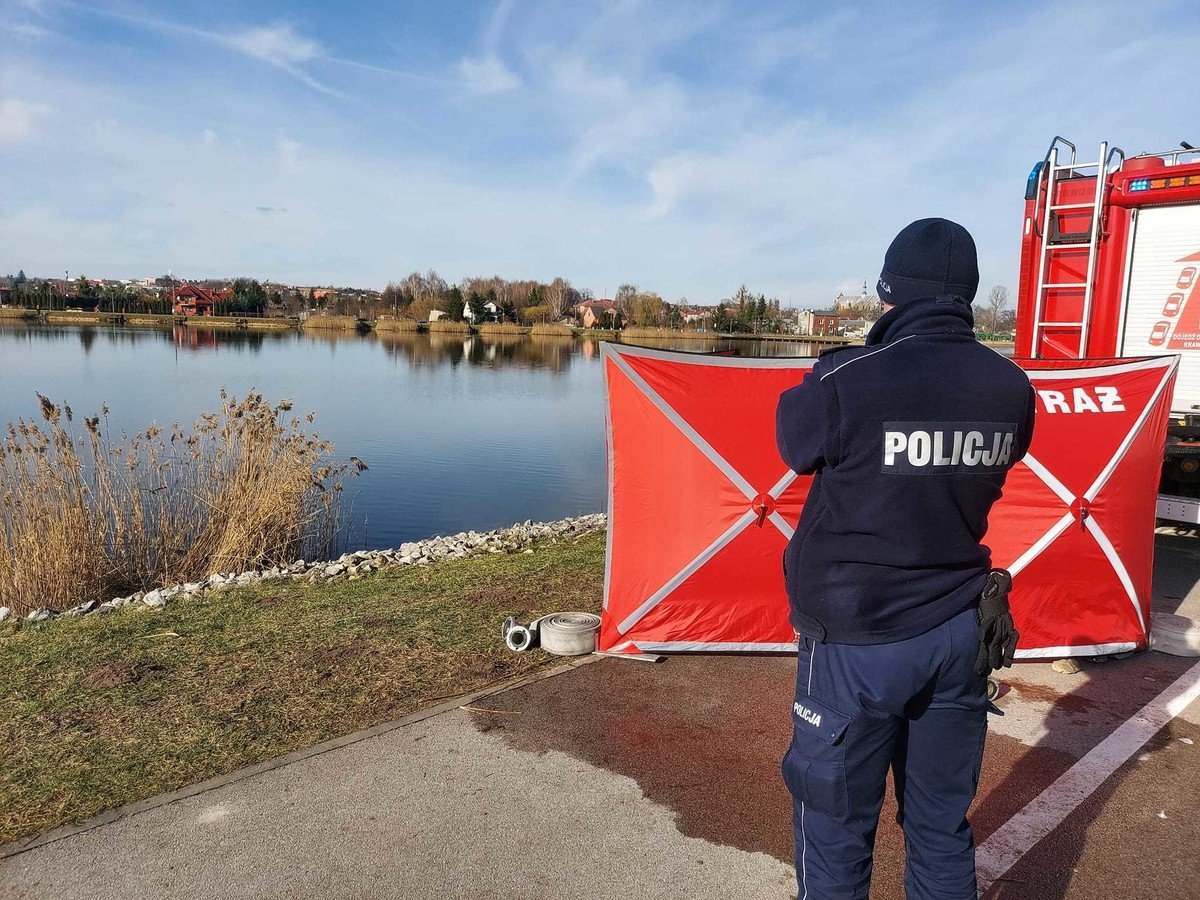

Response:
(0, 323), (824, 549)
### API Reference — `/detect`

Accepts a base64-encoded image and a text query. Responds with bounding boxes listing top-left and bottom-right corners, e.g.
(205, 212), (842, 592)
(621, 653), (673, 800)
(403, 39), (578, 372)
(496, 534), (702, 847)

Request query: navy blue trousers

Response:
(782, 605), (989, 899)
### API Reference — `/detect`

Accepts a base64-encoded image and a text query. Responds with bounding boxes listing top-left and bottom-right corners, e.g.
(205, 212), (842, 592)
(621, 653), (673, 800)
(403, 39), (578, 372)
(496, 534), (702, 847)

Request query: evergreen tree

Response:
(442, 286), (464, 320)
(712, 302), (728, 332)
(232, 278), (267, 316)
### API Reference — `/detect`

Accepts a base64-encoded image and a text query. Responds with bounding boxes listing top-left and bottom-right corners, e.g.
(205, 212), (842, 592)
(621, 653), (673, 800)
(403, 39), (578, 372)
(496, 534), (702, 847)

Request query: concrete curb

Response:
(0, 654), (603, 861)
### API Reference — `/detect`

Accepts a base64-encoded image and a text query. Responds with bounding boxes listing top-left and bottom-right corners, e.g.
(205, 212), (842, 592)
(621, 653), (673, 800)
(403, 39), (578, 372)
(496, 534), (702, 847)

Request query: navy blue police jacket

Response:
(776, 296), (1036, 645)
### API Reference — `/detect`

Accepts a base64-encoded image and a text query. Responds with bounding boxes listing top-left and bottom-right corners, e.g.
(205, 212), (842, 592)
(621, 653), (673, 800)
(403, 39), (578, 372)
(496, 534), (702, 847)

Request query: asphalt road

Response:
(3, 530), (1200, 899)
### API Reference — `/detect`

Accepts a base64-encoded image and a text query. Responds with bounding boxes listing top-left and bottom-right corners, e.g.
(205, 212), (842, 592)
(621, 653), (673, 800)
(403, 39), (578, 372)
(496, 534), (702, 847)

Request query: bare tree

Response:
(398, 270), (449, 307)
(614, 283), (638, 320)
(985, 285), (1009, 334)
(545, 277), (571, 321)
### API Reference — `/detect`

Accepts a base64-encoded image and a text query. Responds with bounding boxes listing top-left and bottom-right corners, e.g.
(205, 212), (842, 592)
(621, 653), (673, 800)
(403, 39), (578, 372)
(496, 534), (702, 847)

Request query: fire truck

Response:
(1016, 136), (1200, 524)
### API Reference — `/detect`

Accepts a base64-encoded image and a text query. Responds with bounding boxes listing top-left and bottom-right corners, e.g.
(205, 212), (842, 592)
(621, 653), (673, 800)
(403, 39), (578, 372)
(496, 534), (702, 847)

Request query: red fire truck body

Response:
(1016, 137), (1200, 522)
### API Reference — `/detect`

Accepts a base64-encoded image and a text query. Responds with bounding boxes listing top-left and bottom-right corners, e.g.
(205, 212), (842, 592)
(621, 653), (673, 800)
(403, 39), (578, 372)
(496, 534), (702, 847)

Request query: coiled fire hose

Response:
(502, 612), (601, 656)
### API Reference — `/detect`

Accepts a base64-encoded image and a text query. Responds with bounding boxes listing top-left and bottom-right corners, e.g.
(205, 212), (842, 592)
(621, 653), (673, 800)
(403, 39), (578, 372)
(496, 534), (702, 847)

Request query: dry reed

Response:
(301, 315), (361, 331)
(0, 393), (364, 616)
(619, 326), (714, 339)
(373, 316), (419, 332)
(476, 323), (526, 335)
(427, 320), (470, 333)
(529, 323), (573, 336)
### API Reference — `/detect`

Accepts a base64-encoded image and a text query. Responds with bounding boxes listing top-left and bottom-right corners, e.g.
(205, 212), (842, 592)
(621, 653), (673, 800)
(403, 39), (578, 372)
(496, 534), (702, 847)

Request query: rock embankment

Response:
(4, 514), (606, 625)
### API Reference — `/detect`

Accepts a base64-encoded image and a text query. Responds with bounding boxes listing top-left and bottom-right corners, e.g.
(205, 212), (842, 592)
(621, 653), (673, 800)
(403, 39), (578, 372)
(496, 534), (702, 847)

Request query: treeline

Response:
(709, 286), (788, 334)
(2, 273), (178, 314)
(1, 272), (274, 316)
(377, 274), (790, 331)
(3, 267), (797, 333)
(378, 272), (590, 324)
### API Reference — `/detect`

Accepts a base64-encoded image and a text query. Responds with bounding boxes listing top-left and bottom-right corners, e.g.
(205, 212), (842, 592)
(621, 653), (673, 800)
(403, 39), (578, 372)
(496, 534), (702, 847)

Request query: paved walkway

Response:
(4, 530), (1200, 899)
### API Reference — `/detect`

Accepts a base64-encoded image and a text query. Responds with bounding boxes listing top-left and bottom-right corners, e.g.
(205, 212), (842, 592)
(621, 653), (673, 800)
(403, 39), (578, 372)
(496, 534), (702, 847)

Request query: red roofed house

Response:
(573, 298), (621, 329)
(798, 308), (840, 336)
(173, 284), (233, 316)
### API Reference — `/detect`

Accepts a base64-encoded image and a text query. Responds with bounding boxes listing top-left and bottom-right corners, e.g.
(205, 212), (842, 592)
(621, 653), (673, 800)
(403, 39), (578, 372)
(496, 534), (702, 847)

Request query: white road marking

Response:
(976, 659), (1200, 892)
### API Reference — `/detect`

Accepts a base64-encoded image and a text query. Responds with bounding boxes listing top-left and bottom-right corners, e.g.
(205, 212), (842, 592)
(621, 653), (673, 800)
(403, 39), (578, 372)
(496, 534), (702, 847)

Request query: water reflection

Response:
(0, 322), (826, 548)
(1, 321), (825, 370)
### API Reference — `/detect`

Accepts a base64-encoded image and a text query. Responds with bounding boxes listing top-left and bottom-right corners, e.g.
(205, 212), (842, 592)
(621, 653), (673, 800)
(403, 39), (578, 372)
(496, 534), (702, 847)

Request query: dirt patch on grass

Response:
(78, 660), (165, 690)
(307, 643), (370, 679)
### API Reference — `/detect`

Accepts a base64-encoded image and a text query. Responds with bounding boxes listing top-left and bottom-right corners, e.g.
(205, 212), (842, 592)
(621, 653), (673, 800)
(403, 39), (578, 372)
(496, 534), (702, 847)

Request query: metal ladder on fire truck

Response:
(1028, 137), (1125, 358)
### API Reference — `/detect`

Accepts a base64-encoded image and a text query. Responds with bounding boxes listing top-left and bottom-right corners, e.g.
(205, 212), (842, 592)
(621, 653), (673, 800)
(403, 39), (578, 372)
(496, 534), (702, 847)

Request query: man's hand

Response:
(975, 569), (1018, 676)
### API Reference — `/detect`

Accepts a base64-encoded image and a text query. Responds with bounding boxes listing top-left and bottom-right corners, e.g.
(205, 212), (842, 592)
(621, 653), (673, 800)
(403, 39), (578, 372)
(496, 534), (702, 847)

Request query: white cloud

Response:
(58, 4), (341, 96)
(458, 56), (521, 94)
(226, 23), (322, 67)
(0, 98), (50, 146)
(541, 57), (693, 181)
(7, 22), (53, 39)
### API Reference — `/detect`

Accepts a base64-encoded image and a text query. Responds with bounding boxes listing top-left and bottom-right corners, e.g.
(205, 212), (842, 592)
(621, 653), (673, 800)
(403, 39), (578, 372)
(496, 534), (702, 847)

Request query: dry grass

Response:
(476, 322), (526, 335)
(189, 315), (295, 331)
(0, 393), (364, 617)
(619, 326), (715, 339)
(373, 316), (419, 332)
(529, 323), (573, 337)
(427, 319), (471, 333)
(301, 315), (361, 331)
(0, 530), (606, 844)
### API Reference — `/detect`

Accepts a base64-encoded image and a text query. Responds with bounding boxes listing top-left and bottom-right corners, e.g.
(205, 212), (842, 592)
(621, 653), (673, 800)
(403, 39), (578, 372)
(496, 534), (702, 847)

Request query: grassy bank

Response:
(300, 314), (362, 331)
(476, 322), (527, 336)
(529, 323), (573, 337)
(427, 319), (471, 333)
(373, 316), (420, 332)
(188, 314), (297, 330)
(0, 529), (606, 845)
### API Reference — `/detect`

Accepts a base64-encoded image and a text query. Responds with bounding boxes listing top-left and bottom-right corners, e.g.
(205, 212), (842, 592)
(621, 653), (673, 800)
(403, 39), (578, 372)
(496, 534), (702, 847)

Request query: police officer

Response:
(776, 218), (1035, 899)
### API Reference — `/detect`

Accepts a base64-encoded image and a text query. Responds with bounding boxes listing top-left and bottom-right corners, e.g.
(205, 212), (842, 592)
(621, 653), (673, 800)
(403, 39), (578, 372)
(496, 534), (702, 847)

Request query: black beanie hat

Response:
(876, 218), (979, 306)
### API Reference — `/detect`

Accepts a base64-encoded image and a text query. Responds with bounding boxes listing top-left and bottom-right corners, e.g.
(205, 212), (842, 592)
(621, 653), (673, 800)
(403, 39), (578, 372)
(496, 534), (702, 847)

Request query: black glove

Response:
(975, 569), (1018, 676)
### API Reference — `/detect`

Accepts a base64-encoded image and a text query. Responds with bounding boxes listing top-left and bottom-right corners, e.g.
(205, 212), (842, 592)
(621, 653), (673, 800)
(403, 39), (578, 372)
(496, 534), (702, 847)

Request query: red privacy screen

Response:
(599, 344), (1177, 659)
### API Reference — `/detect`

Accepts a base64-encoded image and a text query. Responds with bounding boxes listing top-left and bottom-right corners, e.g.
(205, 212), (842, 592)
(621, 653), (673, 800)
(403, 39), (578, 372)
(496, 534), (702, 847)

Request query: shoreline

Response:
(0, 308), (866, 345)
(5, 514), (609, 626)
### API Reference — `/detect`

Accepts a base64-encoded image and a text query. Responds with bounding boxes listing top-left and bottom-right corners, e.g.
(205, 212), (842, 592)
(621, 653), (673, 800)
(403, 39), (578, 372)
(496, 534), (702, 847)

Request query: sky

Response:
(1, 0), (1198, 306)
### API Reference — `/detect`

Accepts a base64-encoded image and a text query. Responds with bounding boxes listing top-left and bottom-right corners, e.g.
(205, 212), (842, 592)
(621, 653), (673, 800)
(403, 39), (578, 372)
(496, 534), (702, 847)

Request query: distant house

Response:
(838, 317), (872, 338)
(463, 299), (501, 323)
(573, 298), (620, 329)
(428, 309), (446, 322)
(798, 309), (840, 336)
(173, 284), (232, 316)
